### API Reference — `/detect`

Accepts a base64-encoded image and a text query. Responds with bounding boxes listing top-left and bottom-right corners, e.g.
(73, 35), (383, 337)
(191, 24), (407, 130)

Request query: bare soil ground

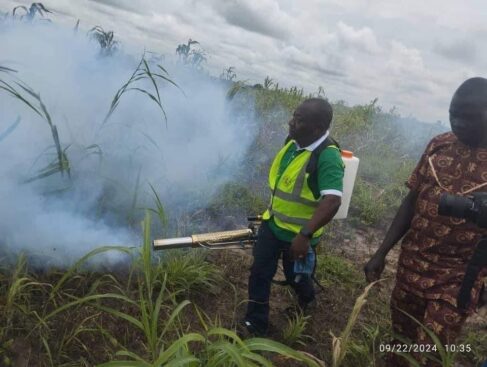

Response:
(202, 223), (486, 367)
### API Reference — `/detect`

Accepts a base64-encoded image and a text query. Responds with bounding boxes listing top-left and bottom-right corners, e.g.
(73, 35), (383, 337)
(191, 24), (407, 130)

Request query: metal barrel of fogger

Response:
(152, 228), (255, 250)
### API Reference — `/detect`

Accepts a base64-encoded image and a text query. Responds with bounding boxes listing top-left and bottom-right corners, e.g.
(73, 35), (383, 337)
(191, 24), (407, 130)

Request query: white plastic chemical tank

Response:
(334, 150), (359, 219)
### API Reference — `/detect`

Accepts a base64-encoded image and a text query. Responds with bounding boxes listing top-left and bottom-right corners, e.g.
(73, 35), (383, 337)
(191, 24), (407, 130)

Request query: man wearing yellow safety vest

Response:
(243, 98), (345, 336)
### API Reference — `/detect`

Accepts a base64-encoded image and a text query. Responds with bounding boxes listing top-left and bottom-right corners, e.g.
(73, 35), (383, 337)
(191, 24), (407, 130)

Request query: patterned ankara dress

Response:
(388, 132), (487, 367)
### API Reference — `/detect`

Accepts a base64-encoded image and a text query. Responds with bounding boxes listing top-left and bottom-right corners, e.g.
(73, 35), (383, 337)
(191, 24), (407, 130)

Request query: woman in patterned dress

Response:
(364, 77), (487, 367)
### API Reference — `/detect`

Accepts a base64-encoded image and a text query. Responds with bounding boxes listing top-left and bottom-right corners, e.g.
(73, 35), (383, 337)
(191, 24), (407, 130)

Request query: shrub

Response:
(282, 313), (312, 347)
(208, 182), (267, 218)
(350, 178), (388, 226)
(315, 253), (361, 289)
(156, 250), (221, 295)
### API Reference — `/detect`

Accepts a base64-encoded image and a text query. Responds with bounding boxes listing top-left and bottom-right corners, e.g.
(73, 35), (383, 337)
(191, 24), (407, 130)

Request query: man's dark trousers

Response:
(245, 221), (315, 334)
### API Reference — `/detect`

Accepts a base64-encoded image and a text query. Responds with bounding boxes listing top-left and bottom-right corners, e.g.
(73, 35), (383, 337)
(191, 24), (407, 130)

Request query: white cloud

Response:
(434, 38), (477, 64)
(387, 41), (425, 78)
(336, 22), (380, 54)
(2, 0), (487, 122)
(213, 0), (294, 40)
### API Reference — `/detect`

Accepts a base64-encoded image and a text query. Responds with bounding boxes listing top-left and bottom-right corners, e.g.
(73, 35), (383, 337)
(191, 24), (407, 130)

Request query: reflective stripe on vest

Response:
(262, 140), (323, 238)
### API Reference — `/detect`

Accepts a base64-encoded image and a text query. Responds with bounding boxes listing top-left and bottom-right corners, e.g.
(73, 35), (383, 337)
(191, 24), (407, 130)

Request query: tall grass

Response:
(91, 213), (322, 366)
(156, 250), (221, 294)
(0, 246), (133, 365)
(89, 26), (118, 55)
(0, 212), (321, 366)
(330, 281), (378, 367)
(11, 3), (51, 21)
(342, 325), (381, 367)
(0, 73), (69, 181)
(147, 183), (168, 233)
(1, 215), (480, 366)
(315, 253), (361, 289)
(4, 254), (47, 327)
(282, 313), (312, 347)
(176, 38), (207, 68)
(102, 54), (181, 127)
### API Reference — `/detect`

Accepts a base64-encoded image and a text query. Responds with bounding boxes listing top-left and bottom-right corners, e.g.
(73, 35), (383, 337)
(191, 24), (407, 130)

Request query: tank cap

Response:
(341, 150), (353, 158)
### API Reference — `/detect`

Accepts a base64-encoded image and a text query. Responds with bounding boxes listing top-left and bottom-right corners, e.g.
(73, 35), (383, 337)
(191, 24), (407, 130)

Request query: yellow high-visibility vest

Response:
(262, 140), (324, 238)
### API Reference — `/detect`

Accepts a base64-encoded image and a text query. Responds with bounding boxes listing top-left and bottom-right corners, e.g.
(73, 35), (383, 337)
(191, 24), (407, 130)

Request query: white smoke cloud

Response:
(0, 21), (255, 266)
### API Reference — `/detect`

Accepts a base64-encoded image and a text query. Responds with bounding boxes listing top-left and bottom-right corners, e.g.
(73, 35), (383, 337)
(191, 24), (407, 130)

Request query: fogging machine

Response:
(152, 216), (262, 250)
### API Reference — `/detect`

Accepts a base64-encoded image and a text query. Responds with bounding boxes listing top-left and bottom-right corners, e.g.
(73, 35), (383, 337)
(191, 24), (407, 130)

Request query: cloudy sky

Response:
(2, 0), (487, 122)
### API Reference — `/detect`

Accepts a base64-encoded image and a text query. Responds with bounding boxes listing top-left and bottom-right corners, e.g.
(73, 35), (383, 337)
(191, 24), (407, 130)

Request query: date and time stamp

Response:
(379, 343), (472, 354)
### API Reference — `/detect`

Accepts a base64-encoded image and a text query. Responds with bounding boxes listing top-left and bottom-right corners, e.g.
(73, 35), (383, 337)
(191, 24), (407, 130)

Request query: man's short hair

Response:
(301, 98), (333, 130)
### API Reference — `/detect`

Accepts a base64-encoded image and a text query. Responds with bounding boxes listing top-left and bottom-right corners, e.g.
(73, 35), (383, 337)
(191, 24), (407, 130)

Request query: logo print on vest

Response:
(282, 175), (293, 187)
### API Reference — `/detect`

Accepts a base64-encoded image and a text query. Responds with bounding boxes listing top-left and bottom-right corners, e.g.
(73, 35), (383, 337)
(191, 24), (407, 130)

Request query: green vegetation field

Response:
(0, 4), (485, 367)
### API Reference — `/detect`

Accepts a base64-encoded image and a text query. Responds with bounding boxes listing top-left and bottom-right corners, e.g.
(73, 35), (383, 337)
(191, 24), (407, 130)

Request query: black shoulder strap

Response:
(306, 136), (340, 175)
(306, 136), (340, 199)
(282, 136), (340, 171)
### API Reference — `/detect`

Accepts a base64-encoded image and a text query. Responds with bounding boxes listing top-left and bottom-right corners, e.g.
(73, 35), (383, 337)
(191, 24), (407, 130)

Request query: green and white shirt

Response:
(268, 131), (344, 245)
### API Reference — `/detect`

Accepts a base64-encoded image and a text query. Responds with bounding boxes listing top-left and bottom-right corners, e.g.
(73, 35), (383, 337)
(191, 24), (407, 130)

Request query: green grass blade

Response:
(157, 300), (191, 345)
(139, 131), (160, 150)
(208, 341), (247, 366)
(164, 356), (200, 367)
(245, 338), (320, 367)
(155, 333), (204, 365)
(14, 81), (41, 100)
(50, 246), (132, 300)
(240, 352), (273, 367)
(126, 87), (166, 120)
(44, 293), (137, 321)
(141, 211), (153, 295)
(41, 336), (54, 367)
(0, 116), (21, 143)
(0, 66), (17, 73)
(115, 350), (151, 363)
(207, 327), (246, 348)
(142, 58), (161, 104)
(149, 286), (166, 351)
(148, 183), (168, 230)
(97, 362), (148, 367)
(0, 82), (43, 116)
(128, 167), (142, 224)
(96, 305), (145, 331)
